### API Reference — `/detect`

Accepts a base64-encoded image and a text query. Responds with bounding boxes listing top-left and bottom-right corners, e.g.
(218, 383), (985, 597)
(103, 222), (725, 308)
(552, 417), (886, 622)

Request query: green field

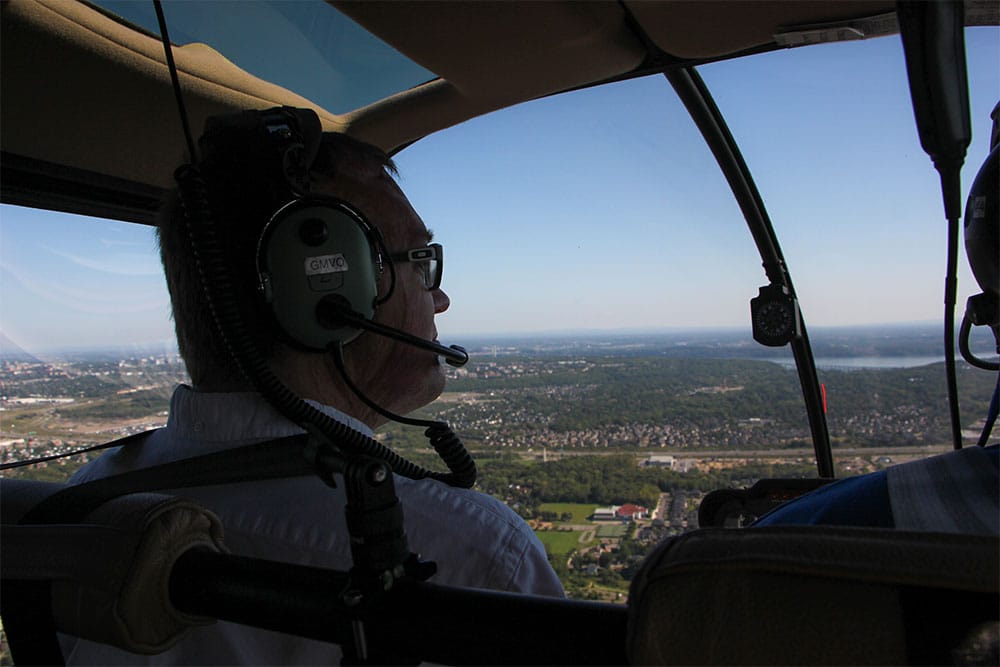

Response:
(595, 524), (628, 538)
(538, 502), (600, 523)
(535, 529), (585, 556)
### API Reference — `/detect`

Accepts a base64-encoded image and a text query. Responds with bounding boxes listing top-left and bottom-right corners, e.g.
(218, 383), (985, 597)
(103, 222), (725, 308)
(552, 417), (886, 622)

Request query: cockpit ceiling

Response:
(334, 1), (646, 101)
(334, 0), (900, 149)
(337, 1), (899, 76)
(624, 0), (898, 58)
(0, 0), (930, 220)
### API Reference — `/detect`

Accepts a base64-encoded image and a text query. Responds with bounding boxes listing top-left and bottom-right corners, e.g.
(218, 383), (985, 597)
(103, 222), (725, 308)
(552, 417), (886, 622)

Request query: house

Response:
(616, 504), (649, 520)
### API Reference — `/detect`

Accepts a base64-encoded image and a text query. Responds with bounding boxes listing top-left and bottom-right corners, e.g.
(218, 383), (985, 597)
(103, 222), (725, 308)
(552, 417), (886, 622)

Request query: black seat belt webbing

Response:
(20, 433), (313, 525)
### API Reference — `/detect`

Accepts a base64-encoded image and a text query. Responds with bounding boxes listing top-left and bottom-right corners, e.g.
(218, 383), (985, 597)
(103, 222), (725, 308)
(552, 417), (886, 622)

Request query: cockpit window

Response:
(0, 206), (172, 355)
(0, 206), (184, 482)
(697, 27), (999, 330)
(88, 0), (437, 113)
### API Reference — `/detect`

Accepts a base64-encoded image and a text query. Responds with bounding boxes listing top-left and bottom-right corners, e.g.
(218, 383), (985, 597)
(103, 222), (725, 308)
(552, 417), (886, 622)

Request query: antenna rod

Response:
(153, 0), (198, 163)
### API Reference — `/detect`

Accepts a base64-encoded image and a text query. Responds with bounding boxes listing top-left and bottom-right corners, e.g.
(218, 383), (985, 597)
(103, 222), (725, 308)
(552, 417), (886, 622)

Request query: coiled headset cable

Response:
(329, 343), (476, 484)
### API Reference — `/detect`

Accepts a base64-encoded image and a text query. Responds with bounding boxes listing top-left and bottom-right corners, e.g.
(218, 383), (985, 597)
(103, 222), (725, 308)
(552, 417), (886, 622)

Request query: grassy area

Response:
(3, 408), (50, 435)
(535, 529), (584, 556)
(595, 524), (628, 538)
(538, 502), (600, 523)
(582, 581), (629, 604)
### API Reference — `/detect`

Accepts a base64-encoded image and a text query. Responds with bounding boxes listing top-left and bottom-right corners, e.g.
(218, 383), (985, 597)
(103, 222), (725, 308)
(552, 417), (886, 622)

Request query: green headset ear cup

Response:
(257, 198), (381, 350)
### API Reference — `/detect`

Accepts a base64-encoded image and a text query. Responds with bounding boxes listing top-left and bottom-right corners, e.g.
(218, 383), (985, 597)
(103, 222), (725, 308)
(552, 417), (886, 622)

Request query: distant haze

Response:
(4, 323), (996, 367)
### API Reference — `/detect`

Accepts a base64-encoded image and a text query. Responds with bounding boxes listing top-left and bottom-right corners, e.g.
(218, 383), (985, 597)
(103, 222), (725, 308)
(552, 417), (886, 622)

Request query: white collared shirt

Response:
(63, 385), (564, 665)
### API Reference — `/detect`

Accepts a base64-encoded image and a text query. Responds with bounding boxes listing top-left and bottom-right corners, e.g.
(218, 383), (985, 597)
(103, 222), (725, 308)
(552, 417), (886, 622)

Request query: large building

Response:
(645, 455), (676, 469)
(592, 504), (650, 521)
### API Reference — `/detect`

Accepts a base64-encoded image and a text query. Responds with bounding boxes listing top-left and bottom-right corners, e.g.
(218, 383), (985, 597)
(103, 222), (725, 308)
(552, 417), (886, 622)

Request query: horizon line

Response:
(0, 319), (962, 358)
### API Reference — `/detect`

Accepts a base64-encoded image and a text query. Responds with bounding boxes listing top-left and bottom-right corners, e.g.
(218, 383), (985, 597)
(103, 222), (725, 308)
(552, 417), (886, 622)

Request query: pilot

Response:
(62, 114), (564, 664)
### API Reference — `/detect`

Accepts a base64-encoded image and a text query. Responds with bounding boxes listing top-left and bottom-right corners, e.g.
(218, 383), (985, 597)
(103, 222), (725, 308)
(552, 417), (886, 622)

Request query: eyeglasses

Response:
(391, 243), (443, 290)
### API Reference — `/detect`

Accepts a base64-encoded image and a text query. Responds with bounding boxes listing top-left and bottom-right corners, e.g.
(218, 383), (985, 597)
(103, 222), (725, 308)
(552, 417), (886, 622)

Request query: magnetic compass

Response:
(751, 284), (799, 347)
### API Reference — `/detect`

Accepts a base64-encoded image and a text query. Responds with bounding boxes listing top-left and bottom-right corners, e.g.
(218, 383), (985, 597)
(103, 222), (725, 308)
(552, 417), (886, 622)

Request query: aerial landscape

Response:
(2, 323), (995, 604)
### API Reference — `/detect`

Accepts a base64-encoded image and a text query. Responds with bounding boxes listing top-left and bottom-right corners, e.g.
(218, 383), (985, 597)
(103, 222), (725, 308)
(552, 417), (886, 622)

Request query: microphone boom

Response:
(317, 298), (469, 367)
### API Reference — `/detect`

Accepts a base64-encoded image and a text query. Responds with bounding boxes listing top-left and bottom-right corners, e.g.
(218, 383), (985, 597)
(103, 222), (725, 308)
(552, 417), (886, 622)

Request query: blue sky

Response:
(0, 28), (997, 354)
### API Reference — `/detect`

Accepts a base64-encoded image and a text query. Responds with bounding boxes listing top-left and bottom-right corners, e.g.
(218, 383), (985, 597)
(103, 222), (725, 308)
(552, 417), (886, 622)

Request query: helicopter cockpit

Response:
(1, 1), (998, 664)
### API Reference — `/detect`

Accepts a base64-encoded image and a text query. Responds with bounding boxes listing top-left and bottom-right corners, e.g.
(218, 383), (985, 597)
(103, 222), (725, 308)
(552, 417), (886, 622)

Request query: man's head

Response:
(159, 119), (451, 425)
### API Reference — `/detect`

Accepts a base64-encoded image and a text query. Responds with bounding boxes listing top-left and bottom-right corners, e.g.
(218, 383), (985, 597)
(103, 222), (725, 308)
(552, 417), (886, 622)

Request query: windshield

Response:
(89, 0), (436, 113)
(1, 27), (997, 606)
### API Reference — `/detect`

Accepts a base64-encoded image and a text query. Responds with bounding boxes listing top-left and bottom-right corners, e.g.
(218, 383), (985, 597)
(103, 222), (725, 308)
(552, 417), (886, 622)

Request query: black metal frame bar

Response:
(170, 549), (629, 666)
(663, 67), (835, 479)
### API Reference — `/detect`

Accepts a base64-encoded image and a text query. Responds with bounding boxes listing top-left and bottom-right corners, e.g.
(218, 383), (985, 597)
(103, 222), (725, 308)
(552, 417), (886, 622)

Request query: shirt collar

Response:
(166, 384), (374, 442)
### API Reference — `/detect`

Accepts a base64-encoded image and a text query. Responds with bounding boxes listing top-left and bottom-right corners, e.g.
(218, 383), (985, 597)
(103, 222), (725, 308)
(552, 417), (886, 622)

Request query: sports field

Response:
(535, 529), (586, 556)
(595, 524), (628, 538)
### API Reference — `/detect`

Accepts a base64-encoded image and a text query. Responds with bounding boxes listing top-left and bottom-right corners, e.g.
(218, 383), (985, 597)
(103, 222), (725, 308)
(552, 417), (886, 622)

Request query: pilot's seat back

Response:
(0, 479), (227, 660)
(626, 525), (998, 664)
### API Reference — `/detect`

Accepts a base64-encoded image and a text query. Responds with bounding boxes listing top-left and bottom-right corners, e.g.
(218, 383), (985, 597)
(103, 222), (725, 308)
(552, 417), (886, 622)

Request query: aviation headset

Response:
(199, 107), (392, 351)
(258, 197), (389, 349)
